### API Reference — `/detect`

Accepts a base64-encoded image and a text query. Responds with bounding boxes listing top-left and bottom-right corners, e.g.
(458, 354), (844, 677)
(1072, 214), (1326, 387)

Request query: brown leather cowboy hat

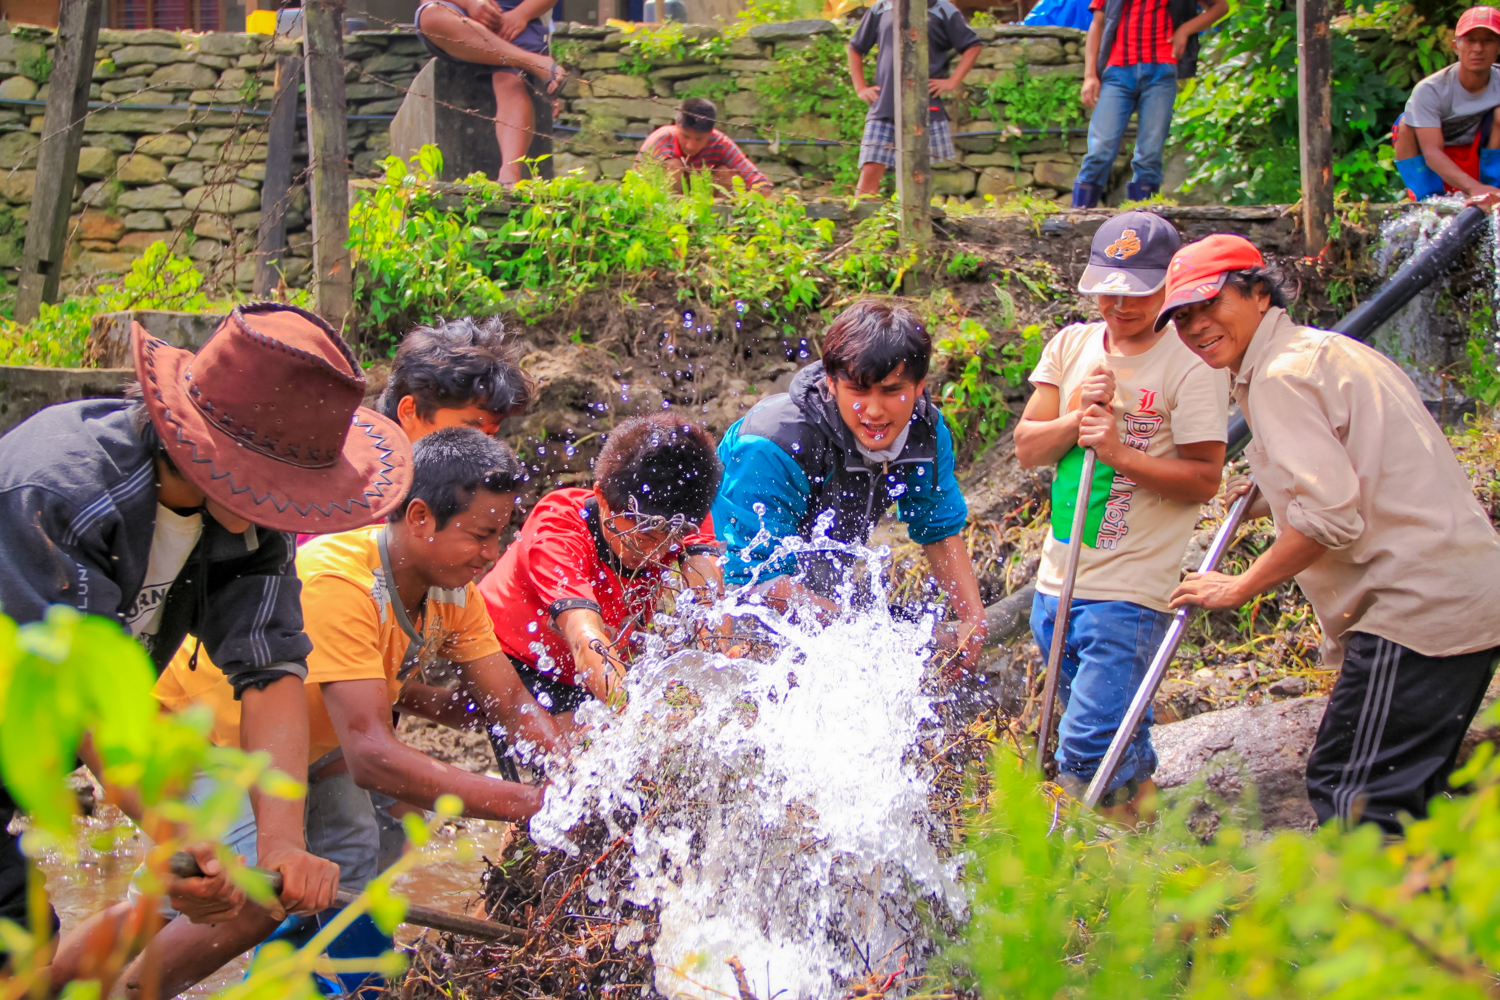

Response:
(133, 303), (413, 533)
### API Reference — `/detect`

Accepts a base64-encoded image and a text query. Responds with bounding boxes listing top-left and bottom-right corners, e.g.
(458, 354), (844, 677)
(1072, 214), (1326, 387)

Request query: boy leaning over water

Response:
(1014, 212), (1228, 817)
(713, 299), (986, 673)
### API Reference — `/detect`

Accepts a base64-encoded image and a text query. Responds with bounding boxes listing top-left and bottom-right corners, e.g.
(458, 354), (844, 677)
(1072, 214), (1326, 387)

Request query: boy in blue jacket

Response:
(713, 300), (986, 671)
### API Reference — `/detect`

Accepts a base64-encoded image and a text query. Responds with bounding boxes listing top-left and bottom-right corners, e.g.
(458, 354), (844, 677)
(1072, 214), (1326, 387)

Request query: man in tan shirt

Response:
(1163, 233), (1500, 834)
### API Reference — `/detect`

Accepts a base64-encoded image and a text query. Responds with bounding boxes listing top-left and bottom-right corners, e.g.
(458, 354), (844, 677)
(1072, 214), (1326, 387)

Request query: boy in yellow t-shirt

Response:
(137, 427), (566, 999)
(1014, 212), (1229, 817)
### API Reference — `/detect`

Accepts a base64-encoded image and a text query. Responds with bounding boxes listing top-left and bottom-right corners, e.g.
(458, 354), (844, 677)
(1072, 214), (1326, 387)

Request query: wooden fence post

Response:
(303, 0), (353, 329)
(894, 0), (930, 286)
(1297, 0), (1332, 256)
(254, 54), (303, 297)
(14, 0), (103, 323)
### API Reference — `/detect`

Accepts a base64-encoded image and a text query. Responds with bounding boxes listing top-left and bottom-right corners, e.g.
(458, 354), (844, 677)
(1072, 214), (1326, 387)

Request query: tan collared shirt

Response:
(1236, 308), (1500, 667)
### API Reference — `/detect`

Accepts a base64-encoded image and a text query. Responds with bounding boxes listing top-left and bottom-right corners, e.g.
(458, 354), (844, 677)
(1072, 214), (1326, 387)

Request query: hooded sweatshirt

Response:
(712, 362), (968, 591)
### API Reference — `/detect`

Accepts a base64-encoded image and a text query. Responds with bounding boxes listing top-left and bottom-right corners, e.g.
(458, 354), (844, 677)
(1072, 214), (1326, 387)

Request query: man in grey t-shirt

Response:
(847, 0), (982, 197)
(1393, 5), (1500, 203)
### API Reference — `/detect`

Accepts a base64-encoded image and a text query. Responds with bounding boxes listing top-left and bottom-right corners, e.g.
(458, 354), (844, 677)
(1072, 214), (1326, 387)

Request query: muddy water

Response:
(35, 804), (512, 997)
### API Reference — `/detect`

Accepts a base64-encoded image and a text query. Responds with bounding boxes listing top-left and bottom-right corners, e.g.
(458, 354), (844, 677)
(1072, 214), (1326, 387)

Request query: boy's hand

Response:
(856, 84), (880, 103)
(1170, 570), (1248, 611)
(1171, 25), (1192, 60)
(928, 76), (961, 97)
(259, 842), (341, 918)
(1081, 74), (1101, 109)
(1221, 474), (1271, 519)
(1076, 363), (1116, 411)
(165, 841), (246, 925)
(460, 0), (504, 31)
(497, 5), (529, 39)
(1076, 403), (1120, 456)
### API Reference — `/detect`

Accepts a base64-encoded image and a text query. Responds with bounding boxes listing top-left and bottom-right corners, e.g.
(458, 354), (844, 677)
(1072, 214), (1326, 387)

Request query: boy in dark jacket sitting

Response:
(713, 300), (985, 671)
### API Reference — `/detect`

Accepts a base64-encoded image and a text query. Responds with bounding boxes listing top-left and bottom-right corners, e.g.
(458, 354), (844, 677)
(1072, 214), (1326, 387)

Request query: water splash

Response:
(530, 526), (965, 1000)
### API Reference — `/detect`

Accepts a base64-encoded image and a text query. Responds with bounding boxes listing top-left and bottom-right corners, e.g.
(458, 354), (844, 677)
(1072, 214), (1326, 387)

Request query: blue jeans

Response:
(1077, 62), (1178, 188)
(1030, 592), (1169, 793)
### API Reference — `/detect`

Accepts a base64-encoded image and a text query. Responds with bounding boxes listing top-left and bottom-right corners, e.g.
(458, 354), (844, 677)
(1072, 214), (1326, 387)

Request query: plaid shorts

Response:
(859, 116), (956, 168)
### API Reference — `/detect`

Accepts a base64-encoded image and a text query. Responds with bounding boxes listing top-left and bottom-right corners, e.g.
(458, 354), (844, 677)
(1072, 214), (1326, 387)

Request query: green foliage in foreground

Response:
(953, 733), (1500, 1000)
(348, 147), (911, 346)
(0, 604), (468, 998)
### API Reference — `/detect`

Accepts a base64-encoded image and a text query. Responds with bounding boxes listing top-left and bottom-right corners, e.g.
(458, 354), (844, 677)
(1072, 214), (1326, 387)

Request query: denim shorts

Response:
(1030, 592), (1170, 794)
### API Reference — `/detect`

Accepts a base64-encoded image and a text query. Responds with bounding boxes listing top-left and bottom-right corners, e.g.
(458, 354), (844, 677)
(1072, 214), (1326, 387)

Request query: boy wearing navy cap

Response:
(1014, 212), (1229, 817)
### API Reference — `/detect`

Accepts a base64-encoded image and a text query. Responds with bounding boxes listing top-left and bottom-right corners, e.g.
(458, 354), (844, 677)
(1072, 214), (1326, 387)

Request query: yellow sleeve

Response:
(443, 584), (503, 665)
(303, 571), (389, 683)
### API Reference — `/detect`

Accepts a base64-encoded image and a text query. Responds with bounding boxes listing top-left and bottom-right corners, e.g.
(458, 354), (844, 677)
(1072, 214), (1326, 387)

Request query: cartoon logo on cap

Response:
(1104, 230), (1141, 260)
(1093, 271), (1135, 292)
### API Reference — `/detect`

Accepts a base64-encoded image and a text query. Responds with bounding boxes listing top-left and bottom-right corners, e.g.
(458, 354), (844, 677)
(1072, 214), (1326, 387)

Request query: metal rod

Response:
(167, 851), (525, 943)
(1036, 448), (1096, 778)
(1081, 481), (1261, 809)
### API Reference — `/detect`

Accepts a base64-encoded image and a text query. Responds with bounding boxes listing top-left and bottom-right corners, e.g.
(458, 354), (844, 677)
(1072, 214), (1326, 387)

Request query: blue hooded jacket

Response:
(713, 362), (968, 590)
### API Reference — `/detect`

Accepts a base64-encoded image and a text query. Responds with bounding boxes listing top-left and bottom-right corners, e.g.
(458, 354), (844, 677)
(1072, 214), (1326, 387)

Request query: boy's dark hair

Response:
(376, 317), (534, 425)
(393, 426), (525, 529)
(820, 300), (931, 388)
(595, 414), (722, 523)
(1222, 265), (1292, 311)
(678, 98), (716, 134)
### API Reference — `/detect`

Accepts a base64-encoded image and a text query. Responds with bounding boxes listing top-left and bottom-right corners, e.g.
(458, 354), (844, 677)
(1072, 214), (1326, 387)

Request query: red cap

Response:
(1457, 5), (1500, 36)
(1154, 234), (1265, 330)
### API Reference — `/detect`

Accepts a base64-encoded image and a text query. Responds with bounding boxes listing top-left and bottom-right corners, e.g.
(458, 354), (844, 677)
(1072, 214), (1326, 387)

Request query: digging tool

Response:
(167, 851), (525, 943)
(1082, 480), (1261, 809)
(1035, 447), (1096, 779)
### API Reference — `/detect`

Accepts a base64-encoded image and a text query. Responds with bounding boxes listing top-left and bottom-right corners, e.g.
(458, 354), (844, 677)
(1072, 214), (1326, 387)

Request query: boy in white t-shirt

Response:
(1015, 211), (1229, 817)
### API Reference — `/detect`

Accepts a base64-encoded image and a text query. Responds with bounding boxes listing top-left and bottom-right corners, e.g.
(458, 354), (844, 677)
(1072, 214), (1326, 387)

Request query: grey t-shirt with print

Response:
(1404, 63), (1500, 146)
(849, 0), (981, 124)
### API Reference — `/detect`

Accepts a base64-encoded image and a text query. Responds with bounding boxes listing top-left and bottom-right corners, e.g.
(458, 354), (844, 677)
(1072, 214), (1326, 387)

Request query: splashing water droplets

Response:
(531, 525), (964, 1000)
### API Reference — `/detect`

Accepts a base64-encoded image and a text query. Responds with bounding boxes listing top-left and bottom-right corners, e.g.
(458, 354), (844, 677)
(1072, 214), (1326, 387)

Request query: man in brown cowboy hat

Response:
(0, 304), (413, 963)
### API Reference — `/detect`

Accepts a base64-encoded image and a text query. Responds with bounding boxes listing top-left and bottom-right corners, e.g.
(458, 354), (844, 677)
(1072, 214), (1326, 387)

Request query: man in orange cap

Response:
(0, 305), (413, 959)
(1392, 5), (1500, 202)
(1161, 234), (1500, 835)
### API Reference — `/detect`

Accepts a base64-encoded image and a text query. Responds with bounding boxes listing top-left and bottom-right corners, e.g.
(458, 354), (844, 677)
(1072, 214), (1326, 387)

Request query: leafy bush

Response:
(348, 146), (908, 345)
(1172, 0), (1412, 203)
(0, 243), (252, 367)
(969, 63), (1087, 135)
(952, 721), (1500, 1000)
(752, 32), (871, 189)
(935, 316), (1043, 453)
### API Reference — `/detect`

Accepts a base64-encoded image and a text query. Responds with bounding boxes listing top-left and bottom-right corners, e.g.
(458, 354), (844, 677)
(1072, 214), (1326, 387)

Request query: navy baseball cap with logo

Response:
(1077, 211), (1182, 296)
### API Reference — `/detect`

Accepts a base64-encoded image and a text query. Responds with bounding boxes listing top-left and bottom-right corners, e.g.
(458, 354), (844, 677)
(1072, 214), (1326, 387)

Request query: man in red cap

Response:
(1161, 234), (1500, 835)
(0, 305), (413, 959)
(1392, 5), (1500, 202)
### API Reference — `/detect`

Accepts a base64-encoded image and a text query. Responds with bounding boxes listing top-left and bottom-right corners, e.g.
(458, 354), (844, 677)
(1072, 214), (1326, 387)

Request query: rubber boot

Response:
(1126, 181), (1160, 202)
(1481, 148), (1500, 188)
(1071, 180), (1103, 208)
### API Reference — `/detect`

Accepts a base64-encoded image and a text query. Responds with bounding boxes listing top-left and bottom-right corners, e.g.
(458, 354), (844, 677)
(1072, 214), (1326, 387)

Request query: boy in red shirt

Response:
(480, 414), (724, 726)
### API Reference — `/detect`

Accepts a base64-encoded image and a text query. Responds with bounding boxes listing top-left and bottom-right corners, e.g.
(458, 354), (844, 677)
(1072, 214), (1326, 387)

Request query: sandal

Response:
(543, 61), (573, 96)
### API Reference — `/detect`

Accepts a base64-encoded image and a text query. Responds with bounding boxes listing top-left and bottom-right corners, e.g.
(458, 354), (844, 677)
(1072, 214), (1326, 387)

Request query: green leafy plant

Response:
(945, 251), (986, 280)
(969, 63), (1086, 136)
(1172, 0), (1410, 203)
(1462, 336), (1500, 408)
(0, 242), (261, 367)
(752, 32), (870, 189)
(935, 319), (1042, 452)
(953, 710), (1500, 1000)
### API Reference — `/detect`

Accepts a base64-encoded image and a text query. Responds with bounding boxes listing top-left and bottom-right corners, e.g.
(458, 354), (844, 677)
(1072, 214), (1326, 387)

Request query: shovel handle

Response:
(1036, 448), (1096, 778)
(166, 850), (526, 943)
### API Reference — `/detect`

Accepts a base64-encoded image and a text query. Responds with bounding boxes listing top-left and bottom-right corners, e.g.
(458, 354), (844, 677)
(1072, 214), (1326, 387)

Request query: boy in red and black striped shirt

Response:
(1073, 0), (1226, 207)
(637, 97), (772, 195)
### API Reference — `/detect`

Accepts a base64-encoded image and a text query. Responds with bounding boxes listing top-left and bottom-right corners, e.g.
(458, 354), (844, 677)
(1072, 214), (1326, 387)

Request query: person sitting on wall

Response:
(414, 0), (571, 187)
(479, 414), (725, 731)
(1392, 5), (1500, 203)
(712, 300), (987, 675)
(637, 98), (774, 195)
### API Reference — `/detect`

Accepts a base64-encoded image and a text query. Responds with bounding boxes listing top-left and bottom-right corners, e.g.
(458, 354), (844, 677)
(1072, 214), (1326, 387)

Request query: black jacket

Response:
(0, 399), (311, 692)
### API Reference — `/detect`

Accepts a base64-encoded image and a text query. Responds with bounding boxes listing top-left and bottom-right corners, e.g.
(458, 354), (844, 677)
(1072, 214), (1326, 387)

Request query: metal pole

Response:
(1036, 448), (1095, 778)
(1082, 481), (1261, 809)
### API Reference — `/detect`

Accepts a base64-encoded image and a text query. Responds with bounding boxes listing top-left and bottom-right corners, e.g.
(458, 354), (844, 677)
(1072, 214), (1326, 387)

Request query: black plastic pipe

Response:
(1225, 204), (1491, 454)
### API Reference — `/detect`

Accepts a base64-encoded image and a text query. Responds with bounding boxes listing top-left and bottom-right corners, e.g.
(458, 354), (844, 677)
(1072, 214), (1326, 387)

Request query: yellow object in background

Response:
(246, 8), (277, 34)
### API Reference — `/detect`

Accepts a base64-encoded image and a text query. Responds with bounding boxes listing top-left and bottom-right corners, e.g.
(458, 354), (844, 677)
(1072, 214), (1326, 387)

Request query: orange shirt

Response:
(154, 524), (501, 764)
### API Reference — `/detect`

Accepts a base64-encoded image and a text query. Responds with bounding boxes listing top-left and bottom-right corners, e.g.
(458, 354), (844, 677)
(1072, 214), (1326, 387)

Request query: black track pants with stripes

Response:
(1306, 632), (1500, 835)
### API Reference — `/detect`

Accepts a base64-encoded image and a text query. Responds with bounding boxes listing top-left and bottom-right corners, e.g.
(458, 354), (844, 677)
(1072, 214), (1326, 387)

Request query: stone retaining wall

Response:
(0, 23), (425, 293)
(548, 20), (1098, 203)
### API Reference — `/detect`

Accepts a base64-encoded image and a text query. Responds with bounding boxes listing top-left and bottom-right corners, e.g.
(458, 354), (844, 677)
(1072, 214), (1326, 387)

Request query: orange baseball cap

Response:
(1457, 5), (1500, 36)
(1154, 233), (1265, 330)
